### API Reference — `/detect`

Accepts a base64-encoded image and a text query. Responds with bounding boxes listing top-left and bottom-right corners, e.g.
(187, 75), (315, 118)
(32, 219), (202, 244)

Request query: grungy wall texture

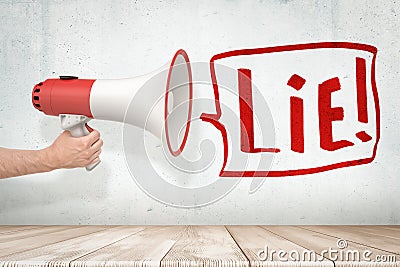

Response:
(0, 0), (399, 224)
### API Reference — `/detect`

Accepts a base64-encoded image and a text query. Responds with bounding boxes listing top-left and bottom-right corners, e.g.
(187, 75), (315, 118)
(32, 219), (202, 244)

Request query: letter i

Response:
(287, 74), (306, 153)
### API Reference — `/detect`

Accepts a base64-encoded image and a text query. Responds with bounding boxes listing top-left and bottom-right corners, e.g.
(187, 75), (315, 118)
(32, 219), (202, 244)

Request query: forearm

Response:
(0, 130), (102, 179)
(0, 147), (55, 179)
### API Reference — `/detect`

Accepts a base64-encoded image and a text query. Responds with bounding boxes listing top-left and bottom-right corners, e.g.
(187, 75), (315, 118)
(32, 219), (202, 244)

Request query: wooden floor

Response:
(0, 226), (398, 267)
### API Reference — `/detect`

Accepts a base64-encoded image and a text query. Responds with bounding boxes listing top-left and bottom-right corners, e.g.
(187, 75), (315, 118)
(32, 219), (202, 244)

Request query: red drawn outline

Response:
(200, 42), (379, 177)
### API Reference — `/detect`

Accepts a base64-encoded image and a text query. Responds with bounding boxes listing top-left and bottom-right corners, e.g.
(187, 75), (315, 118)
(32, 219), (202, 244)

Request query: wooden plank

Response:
(301, 226), (400, 255)
(71, 226), (185, 267)
(0, 226), (397, 267)
(0, 226), (70, 243)
(227, 225), (333, 267)
(0, 226), (106, 257)
(380, 226), (400, 232)
(263, 226), (399, 267)
(333, 226), (400, 239)
(161, 225), (249, 267)
(0, 226), (20, 230)
(0, 226), (42, 234)
(0, 226), (146, 267)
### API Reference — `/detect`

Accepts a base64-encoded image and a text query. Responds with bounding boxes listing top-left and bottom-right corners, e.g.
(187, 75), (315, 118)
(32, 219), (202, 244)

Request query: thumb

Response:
(62, 130), (72, 137)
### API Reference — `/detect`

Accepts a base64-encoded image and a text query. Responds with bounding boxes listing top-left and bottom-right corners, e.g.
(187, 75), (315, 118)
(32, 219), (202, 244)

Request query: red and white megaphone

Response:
(32, 49), (193, 170)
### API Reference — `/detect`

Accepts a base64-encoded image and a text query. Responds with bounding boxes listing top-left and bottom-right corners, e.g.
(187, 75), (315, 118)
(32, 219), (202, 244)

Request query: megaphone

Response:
(32, 49), (193, 170)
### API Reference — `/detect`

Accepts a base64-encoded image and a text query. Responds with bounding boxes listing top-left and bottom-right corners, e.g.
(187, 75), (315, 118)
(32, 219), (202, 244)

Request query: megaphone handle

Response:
(69, 123), (100, 171)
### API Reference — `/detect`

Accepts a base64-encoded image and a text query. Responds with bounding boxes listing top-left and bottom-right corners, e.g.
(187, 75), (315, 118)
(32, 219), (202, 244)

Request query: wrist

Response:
(39, 147), (59, 171)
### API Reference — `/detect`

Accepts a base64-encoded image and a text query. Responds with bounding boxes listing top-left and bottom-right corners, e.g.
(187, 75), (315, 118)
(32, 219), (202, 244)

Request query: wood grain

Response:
(71, 226), (185, 267)
(264, 226), (399, 267)
(0, 226), (398, 267)
(161, 225), (249, 267)
(331, 226), (400, 239)
(301, 226), (400, 255)
(0, 226), (41, 234)
(227, 225), (333, 267)
(0, 225), (69, 244)
(381, 226), (400, 231)
(0, 226), (145, 267)
(0, 226), (106, 257)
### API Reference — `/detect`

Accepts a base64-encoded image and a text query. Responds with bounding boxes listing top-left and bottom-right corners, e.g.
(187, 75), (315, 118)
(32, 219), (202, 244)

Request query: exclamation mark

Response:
(355, 57), (372, 142)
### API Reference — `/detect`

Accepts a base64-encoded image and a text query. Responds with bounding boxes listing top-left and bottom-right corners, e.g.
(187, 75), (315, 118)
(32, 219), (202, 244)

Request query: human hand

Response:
(43, 130), (103, 170)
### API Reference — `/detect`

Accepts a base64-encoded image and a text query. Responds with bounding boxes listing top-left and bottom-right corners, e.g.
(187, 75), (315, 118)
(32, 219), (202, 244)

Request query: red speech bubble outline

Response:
(200, 42), (379, 177)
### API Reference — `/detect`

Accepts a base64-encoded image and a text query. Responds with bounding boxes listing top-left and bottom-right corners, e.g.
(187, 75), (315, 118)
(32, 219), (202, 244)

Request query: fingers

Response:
(86, 138), (103, 164)
(83, 129), (101, 147)
(85, 138), (103, 164)
(53, 128), (104, 169)
(89, 138), (103, 152)
(80, 129), (103, 165)
(88, 149), (102, 163)
(88, 157), (100, 165)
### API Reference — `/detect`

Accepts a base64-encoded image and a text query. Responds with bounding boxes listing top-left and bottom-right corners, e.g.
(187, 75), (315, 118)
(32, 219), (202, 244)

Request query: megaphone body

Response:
(32, 49), (193, 170)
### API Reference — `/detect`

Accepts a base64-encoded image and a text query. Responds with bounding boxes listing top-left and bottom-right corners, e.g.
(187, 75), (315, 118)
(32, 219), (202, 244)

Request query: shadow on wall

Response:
(0, 165), (112, 223)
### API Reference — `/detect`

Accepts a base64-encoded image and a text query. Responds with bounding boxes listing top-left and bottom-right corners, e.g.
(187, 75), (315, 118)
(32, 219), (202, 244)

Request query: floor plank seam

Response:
(297, 226), (400, 256)
(0, 226), (86, 258)
(68, 226), (149, 266)
(224, 226), (250, 267)
(159, 225), (189, 266)
(0, 226), (398, 266)
(259, 226), (336, 266)
(346, 228), (400, 240)
(0, 226), (110, 259)
(0, 226), (43, 235)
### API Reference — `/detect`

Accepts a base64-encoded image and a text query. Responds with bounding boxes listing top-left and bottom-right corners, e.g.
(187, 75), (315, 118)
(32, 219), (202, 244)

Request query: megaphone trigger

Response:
(85, 123), (94, 133)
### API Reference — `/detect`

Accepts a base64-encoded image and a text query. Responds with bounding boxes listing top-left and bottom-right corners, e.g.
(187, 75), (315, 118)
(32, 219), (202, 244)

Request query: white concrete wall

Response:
(0, 0), (399, 224)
